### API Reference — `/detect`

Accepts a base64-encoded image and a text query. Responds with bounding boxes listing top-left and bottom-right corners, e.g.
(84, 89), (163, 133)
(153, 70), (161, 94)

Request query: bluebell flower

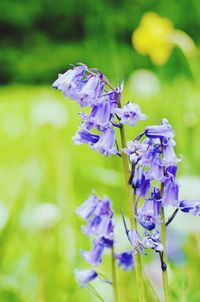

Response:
(81, 98), (113, 129)
(100, 236), (113, 248)
(73, 124), (99, 146)
(114, 102), (147, 126)
(81, 239), (105, 267)
(77, 194), (113, 238)
(92, 127), (117, 156)
(162, 138), (182, 166)
(136, 193), (161, 230)
(52, 65), (85, 98)
(146, 150), (164, 181)
(145, 119), (175, 140)
(115, 251), (134, 271)
(76, 194), (99, 221)
(127, 229), (146, 255)
(131, 166), (144, 189)
(179, 200), (200, 216)
(81, 197), (113, 237)
(81, 237), (113, 267)
(121, 209), (145, 254)
(78, 75), (104, 107)
(73, 124), (117, 157)
(123, 140), (148, 165)
(162, 166), (179, 207)
(143, 230), (164, 252)
(94, 197), (113, 217)
(74, 269), (98, 288)
(82, 215), (113, 238)
(136, 174), (150, 198)
(53, 65), (104, 107)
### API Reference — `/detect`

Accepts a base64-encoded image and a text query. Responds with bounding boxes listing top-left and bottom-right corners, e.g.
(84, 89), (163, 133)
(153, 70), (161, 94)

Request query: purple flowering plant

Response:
(53, 64), (200, 302)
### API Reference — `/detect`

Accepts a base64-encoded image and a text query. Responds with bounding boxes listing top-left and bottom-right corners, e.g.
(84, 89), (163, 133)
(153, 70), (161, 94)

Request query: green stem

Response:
(117, 94), (146, 302)
(119, 125), (146, 302)
(111, 245), (118, 302)
(88, 284), (105, 302)
(160, 185), (170, 302)
(144, 272), (160, 302)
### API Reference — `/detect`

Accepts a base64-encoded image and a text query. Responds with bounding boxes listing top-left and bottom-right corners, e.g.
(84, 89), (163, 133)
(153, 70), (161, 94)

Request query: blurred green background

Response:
(0, 0), (200, 301)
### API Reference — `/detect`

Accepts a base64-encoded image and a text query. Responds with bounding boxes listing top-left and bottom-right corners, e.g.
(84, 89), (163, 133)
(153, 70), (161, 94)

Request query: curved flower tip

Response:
(179, 200), (200, 216)
(115, 251), (134, 271)
(114, 102), (147, 127)
(74, 269), (97, 288)
(145, 119), (175, 140)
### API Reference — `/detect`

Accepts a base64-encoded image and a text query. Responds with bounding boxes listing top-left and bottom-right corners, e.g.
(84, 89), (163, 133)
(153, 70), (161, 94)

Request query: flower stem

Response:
(160, 184), (170, 302)
(116, 96), (146, 302)
(111, 245), (118, 302)
(119, 126), (146, 302)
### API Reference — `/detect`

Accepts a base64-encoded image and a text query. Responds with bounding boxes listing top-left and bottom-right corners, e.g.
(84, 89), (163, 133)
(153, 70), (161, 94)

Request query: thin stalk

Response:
(144, 272), (160, 302)
(160, 184), (170, 302)
(117, 95), (146, 302)
(166, 208), (179, 226)
(88, 284), (105, 302)
(119, 126), (146, 302)
(111, 245), (118, 302)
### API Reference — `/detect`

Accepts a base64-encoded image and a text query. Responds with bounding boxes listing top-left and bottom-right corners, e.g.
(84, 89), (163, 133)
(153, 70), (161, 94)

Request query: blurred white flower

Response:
(3, 112), (27, 138)
(30, 98), (68, 127)
(21, 202), (61, 232)
(21, 158), (44, 188)
(32, 203), (61, 231)
(129, 69), (160, 99)
(0, 202), (9, 229)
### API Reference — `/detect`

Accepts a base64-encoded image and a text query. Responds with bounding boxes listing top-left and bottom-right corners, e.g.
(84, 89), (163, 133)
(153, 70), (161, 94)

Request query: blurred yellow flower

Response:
(132, 12), (174, 65)
(132, 12), (197, 65)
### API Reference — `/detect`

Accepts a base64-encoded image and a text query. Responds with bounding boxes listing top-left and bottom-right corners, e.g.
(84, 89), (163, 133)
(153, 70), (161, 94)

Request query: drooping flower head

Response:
(74, 269), (98, 288)
(145, 119), (175, 140)
(77, 194), (114, 267)
(53, 64), (104, 107)
(162, 165), (179, 207)
(115, 251), (134, 271)
(179, 200), (200, 216)
(143, 230), (164, 252)
(115, 102), (147, 126)
(136, 187), (162, 230)
(80, 236), (113, 267)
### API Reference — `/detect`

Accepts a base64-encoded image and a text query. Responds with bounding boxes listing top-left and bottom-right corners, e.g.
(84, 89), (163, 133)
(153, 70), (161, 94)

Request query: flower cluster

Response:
(75, 193), (135, 287)
(124, 118), (200, 259)
(76, 194), (114, 267)
(53, 64), (146, 156)
(53, 63), (200, 298)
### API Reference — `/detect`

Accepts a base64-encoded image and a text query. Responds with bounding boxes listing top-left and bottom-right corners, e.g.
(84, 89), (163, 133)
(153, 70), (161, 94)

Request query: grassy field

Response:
(0, 79), (200, 301)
